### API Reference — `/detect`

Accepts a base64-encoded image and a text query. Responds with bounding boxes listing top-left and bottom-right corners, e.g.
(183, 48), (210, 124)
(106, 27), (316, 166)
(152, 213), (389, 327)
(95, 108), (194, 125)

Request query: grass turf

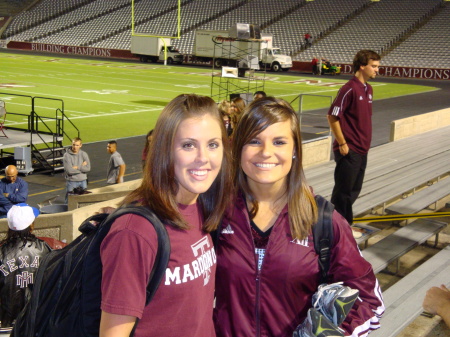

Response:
(0, 51), (439, 144)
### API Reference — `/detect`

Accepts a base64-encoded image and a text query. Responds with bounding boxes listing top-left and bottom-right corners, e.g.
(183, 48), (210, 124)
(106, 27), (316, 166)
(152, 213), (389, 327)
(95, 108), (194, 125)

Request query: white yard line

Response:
(5, 108), (162, 126)
(1, 69), (202, 96)
(0, 89), (164, 107)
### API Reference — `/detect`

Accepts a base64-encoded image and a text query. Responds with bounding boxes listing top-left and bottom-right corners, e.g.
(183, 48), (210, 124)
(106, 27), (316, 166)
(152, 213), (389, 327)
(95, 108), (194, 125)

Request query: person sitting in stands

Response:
(0, 165), (28, 218)
(0, 204), (51, 332)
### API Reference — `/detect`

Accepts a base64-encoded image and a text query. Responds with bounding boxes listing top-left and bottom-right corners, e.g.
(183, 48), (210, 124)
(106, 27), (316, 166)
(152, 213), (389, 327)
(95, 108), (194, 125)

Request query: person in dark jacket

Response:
(0, 203), (51, 331)
(214, 97), (384, 337)
(0, 165), (28, 218)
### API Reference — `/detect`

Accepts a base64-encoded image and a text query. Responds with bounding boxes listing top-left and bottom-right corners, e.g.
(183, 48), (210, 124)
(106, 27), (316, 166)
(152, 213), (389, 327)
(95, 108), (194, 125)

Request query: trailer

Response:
(131, 36), (183, 64)
(193, 29), (292, 72)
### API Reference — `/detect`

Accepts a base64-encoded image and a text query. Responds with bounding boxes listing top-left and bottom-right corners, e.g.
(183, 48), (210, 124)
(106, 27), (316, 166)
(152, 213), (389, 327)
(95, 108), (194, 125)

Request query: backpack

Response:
(312, 195), (334, 285)
(11, 206), (170, 337)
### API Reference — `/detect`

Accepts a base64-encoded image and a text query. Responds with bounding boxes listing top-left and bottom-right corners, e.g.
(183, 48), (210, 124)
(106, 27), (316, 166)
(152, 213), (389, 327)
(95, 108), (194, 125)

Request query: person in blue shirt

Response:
(0, 165), (28, 218)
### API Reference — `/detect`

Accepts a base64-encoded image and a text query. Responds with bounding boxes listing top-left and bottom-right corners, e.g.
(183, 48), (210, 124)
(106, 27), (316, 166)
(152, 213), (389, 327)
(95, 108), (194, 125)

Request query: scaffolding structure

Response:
(210, 37), (266, 103)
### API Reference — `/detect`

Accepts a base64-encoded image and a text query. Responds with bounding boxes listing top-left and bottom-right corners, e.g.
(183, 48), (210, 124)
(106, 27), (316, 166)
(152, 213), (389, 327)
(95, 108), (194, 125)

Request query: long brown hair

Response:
(0, 227), (37, 248)
(123, 94), (232, 232)
(232, 97), (317, 239)
(231, 96), (246, 123)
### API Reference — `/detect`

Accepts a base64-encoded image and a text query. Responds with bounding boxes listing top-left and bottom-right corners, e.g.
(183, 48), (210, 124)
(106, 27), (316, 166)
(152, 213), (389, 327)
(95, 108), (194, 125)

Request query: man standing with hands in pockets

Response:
(327, 50), (381, 225)
(63, 137), (90, 202)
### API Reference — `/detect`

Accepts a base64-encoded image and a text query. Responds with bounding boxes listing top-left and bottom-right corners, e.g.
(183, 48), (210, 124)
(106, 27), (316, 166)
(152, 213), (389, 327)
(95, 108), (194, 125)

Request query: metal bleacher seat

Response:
(295, 0), (443, 66)
(305, 126), (450, 217)
(362, 219), (447, 274)
(385, 178), (450, 217)
(370, 245), (450, 337)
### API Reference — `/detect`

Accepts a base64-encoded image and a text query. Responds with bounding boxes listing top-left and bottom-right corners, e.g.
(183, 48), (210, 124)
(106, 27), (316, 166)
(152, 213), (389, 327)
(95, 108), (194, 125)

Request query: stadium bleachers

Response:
(297, 0), (445, 65)
(381, 3), (450, 68)
(1, 0), (449, 69)
(93, 0), (247, 50)
(7, 0), (132, 43)
(171, 0), (307, 55)
(0, 0), (35, 16)
(3, 0), (95, 37)
(263, 0), (370, 55)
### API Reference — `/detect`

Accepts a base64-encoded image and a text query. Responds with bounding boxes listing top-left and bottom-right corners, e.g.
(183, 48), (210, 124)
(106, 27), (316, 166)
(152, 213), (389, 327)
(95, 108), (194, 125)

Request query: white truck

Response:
(131, 36), (183, 64)
(193, 29), (292, 72)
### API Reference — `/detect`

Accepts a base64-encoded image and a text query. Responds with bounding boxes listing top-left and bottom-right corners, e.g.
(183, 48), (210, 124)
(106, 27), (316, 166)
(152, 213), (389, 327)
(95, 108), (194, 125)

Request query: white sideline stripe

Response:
(2, 69), (204, 94)
(0, 89), (164, 108)
(276, 88), (339, 98)
(0, 101), (92, 115)
(276, 83), (388, 98)
(6, 108), (161, 126)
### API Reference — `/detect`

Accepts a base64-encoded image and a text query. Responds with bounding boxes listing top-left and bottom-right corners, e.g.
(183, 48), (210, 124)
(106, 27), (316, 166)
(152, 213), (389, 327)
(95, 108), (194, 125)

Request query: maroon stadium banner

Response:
(292, 61), (450, 80)
(7, 41), (138, 60)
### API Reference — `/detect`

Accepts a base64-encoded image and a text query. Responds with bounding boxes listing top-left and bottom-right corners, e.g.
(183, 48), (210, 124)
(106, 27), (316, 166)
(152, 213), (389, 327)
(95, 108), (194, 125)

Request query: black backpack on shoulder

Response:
(313, 195), (334, 285)
(11, 206), (170, 337)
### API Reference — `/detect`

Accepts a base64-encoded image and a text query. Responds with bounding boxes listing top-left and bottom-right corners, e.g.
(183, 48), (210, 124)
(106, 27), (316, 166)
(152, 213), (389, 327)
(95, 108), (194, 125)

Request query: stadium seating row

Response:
(2, 0), (449, 69)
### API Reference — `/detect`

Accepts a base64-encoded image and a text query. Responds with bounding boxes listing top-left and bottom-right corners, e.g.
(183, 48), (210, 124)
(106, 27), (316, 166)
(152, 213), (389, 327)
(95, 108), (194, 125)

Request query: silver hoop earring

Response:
(293, 155), (296, 159)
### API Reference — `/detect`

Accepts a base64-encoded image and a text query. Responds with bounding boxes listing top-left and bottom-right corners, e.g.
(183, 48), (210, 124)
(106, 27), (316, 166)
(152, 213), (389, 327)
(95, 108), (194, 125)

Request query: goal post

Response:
(130, 0), (181, 64)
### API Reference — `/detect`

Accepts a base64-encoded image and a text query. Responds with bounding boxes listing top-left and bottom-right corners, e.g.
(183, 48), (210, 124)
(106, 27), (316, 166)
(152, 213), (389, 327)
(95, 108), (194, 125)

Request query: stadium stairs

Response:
(259, 0), (308, 31)
(291, 0), (371, 56)
(179, 0), (249, 36)
(379, 1), (447, 57)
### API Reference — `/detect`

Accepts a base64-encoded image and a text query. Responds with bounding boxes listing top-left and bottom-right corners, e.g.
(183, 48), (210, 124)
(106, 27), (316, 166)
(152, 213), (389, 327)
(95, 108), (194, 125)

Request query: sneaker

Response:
(312, 282), (360, 326)
(293, 308), (344, 337)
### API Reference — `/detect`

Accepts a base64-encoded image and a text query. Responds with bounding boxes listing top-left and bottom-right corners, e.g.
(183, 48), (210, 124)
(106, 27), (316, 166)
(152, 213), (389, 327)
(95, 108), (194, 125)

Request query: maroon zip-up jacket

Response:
(328, 76), (373, 155)
(214, 194), (384, 337)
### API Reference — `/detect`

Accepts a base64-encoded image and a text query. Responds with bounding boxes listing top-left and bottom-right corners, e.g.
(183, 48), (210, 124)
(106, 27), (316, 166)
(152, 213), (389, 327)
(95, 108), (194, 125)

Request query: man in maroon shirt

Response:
(327, 50), (381, 224)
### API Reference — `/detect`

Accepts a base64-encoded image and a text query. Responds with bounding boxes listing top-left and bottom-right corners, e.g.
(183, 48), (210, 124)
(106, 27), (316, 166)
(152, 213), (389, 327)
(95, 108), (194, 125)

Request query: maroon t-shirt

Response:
(100, 203), (216, 337)
(328, 76), (373, 155)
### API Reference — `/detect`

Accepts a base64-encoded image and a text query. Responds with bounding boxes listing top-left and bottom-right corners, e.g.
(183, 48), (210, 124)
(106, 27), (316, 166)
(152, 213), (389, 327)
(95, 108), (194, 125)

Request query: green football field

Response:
(0, 51), (439, 144)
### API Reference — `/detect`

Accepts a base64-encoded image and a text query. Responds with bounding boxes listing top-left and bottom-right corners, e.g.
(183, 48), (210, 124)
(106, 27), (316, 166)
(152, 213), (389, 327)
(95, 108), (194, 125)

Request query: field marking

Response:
(2, 62), (208, 85)
(6, 107), (162, 126)
(0, 61), (393, 103)
(276, 88), (339, 98)
(1, 68), (208, 95)
(175, 84), (210, 89)
(0, 100), (94, 116)
(1, 72), (190, 96)
(0, 88), (166, 108)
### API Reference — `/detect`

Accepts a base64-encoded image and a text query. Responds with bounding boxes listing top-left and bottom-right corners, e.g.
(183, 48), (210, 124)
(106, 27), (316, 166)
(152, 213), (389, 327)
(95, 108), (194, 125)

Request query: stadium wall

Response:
(5, 41), (450, 80)
(292, 61), (450, 80)
(6, 40), (138, 60)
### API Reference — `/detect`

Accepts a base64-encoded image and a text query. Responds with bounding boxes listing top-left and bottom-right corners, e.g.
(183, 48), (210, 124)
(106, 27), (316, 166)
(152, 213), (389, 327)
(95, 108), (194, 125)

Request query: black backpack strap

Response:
(313, 195), (334, 284)
(105, 206), (171, 305)
(103, 206), (170, 337)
